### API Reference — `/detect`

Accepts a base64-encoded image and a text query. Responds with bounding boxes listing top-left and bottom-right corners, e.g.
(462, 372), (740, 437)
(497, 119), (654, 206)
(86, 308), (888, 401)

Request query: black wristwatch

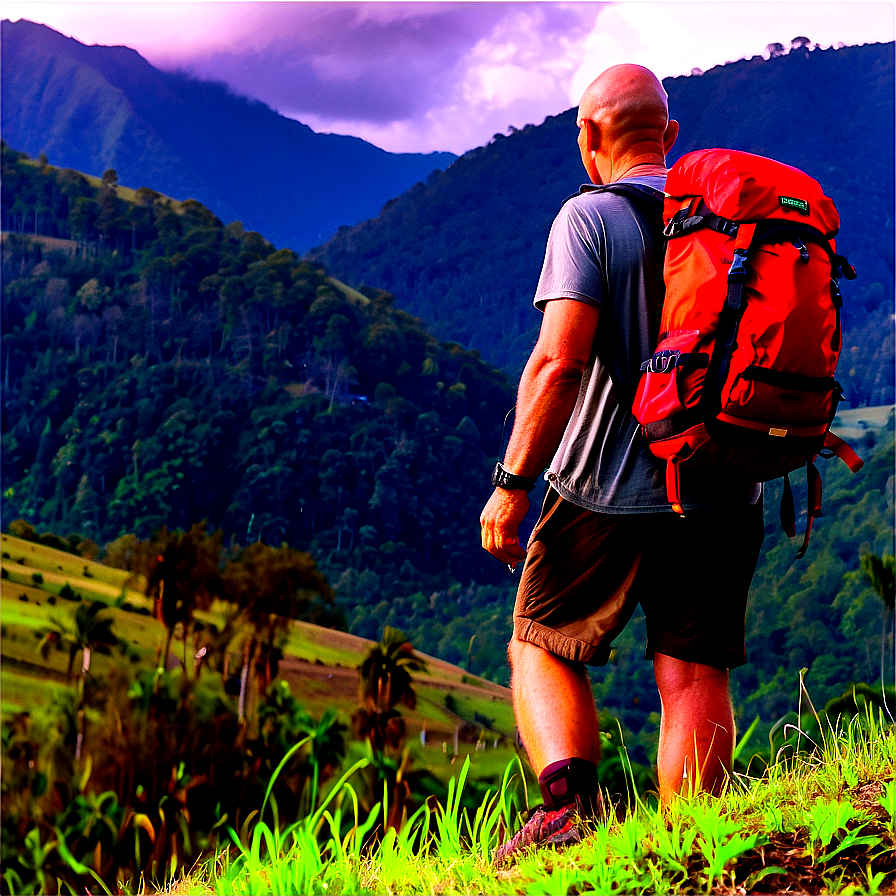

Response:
(491, 462), (537, 493)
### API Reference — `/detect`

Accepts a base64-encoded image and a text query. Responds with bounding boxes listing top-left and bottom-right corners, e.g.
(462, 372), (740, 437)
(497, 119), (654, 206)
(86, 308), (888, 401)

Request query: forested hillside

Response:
(0, 18), (456, 252)
(313, 41), (895, 406)
(1, 146), (893, 720)
(0, 146), (518, 675)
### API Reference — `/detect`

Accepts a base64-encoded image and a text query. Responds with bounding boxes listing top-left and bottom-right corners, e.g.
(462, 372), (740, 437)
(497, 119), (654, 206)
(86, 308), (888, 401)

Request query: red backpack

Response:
(633, 149), (863, 557)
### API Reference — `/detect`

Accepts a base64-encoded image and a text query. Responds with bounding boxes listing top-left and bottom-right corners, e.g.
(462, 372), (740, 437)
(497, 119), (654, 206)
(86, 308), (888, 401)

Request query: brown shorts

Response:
(513, 489), (764, 669)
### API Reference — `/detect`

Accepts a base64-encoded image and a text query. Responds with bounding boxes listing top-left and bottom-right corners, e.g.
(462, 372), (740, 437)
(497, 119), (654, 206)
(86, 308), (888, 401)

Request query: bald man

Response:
(481, 65), (763, 861)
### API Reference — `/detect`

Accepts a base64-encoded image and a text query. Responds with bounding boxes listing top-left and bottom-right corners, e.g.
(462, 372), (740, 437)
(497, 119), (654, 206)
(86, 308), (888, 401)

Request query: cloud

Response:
(4, 1), (892, 154)
(151, 2), (602, 152)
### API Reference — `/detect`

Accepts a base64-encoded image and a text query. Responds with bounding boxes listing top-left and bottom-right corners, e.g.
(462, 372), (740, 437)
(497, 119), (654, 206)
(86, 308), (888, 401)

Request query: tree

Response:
(224, 542), (334, 721)
(861, 552), (895, 613)
(38, 601), (118, 759)
(142, 523), (225, 676)
(352, 626), (427, 752)
(861, 552), (895, 686)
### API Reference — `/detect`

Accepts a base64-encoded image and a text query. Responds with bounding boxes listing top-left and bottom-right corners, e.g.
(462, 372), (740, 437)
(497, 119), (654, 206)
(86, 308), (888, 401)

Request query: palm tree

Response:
(860, 552), (895, 690)
(353, 627), (427, 752)
(39, 600), (117, 682)
(38, 601), (117, 759)
(358, 626), (427, 713)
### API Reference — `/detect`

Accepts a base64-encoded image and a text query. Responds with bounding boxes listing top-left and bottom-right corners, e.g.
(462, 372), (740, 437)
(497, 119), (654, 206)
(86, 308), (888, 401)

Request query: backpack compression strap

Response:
(780, 432), (864, 558)
(697, 223), (757, 419)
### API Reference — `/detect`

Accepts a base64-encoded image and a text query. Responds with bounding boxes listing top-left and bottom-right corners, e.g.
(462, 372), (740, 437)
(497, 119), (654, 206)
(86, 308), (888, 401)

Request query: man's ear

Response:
(663, 119), (679, 156)
(582, 118), (601, 154)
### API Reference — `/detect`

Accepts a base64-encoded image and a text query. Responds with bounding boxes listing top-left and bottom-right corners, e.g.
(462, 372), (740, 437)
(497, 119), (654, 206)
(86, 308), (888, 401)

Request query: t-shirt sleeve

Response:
(533, 196), (606, 311)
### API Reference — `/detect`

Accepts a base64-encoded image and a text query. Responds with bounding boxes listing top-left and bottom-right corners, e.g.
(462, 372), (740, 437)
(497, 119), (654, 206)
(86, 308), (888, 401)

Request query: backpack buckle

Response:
(663, 207), (691, 238)
(727, 249), (749, 281)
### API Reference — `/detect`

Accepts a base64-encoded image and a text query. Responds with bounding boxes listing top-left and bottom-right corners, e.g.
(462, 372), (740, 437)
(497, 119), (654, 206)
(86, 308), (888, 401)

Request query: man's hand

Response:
(480, 488), (530, 569)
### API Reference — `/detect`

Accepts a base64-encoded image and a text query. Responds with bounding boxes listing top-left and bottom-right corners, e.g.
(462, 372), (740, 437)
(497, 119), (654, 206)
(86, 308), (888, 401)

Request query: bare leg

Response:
(509, 636), (602, 774)
(654, 653), (735, 805)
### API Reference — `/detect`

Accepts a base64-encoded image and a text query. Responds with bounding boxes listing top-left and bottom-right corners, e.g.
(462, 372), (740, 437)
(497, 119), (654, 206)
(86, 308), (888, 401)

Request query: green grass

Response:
(178, 708), (894, 896)
(0, 668), (69, 716)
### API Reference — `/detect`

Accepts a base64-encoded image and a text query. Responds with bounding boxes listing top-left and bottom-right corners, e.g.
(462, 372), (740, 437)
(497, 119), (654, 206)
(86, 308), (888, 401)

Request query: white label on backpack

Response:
(769, 427), (788, 437)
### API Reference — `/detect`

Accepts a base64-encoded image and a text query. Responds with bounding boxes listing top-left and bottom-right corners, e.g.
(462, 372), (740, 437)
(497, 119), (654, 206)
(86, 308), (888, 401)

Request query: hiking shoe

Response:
(492, 802), (584, 864)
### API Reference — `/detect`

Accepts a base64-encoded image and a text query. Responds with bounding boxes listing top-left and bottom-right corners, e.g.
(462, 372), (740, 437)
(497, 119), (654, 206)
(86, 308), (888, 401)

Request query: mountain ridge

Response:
(311, 41), (895, 408)
(1, 18), (456, 252)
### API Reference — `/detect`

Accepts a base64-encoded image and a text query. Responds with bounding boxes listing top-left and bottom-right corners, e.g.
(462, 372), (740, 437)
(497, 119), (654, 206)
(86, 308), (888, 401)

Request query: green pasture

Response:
(1, 667), (69, 717)
(832, 403), (894, 442)
(282, 622), (371, 668)
(1, 535), (516, 763)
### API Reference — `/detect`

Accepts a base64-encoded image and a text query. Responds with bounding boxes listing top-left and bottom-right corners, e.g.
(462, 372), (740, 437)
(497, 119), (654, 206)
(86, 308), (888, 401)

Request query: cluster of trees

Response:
(3, 557), (436, 895)
(1, 145), (520, 681)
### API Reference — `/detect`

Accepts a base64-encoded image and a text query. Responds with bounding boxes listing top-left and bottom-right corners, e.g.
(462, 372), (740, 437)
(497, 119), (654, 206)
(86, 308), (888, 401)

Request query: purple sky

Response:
(5, 2), (893, 154)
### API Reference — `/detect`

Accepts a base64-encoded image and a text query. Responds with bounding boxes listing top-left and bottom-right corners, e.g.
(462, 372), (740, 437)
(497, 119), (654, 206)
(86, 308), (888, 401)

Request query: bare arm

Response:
(480, 299), (600, 566)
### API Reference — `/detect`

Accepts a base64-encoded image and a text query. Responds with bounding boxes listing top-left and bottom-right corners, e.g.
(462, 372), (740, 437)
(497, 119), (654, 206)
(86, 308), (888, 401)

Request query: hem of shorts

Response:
(515, 617), (612, 667)
(645, 636), (747, 671)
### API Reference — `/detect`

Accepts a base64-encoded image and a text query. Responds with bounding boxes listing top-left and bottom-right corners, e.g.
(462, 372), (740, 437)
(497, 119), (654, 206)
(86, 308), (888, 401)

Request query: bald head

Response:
(576, 64), (678, 183)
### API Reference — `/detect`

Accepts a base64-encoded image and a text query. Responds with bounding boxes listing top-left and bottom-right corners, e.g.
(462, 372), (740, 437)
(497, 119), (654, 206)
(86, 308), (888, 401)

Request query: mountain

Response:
(0, 18), (456, 252)
(312, 42), (895, 408)
(0, 146), (518, 679)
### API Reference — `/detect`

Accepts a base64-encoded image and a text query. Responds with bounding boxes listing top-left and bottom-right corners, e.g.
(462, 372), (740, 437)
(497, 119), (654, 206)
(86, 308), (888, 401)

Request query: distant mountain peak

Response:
(1, 18), (457, 252)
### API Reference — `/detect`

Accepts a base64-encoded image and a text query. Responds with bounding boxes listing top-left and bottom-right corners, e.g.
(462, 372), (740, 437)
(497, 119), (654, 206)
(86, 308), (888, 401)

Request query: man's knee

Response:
(507, 634), (538, 670)
(508, 635), (586, 677)
(654, 652), (730, 700)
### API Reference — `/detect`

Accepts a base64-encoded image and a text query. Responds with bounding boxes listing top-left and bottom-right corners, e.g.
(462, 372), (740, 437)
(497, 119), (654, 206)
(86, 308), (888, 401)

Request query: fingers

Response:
(480, 489), (530, 566)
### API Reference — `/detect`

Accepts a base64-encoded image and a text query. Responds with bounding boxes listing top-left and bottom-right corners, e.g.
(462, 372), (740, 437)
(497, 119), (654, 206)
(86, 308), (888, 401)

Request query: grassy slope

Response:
(0, 533), (517, 786)
(174, 710), (894, 896)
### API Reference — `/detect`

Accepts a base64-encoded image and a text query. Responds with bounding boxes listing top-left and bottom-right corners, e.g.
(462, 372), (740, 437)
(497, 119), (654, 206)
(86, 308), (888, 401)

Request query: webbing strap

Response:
(780, 474), (796, 538)
(666, 456), (685, 516)
(742, 367), (838, 392)
(823, 430), (865, 472)
(698, 240), (753, 417)
(796, 463), (823, 560)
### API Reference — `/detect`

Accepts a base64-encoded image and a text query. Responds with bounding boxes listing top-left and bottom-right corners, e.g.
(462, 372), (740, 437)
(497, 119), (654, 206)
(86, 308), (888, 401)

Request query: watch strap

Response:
(492, 462), (536, 493)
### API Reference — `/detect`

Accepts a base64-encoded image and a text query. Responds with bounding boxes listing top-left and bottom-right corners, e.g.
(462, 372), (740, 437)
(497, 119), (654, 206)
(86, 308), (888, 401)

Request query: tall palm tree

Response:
(38, 600), (117, 759)
(861, 552), (895, 690)
(358, 626), (427, 713)
(39, 600), (117, 682)
(353, 627), (427, 752)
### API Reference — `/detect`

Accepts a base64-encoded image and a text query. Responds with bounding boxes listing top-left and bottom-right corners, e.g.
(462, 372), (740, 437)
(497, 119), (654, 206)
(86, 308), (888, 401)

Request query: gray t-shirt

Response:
(534, 176), (759, 513)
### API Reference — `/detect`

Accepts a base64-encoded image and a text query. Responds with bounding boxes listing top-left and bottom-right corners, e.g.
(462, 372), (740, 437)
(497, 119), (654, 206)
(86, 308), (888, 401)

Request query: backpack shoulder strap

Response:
(563, 182), (666, 209)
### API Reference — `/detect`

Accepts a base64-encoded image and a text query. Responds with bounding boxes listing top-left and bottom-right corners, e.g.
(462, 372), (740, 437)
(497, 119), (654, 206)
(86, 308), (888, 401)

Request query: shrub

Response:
(7, 519), (37, 541)
(59, 583), (80, 601)
(30, 572), (43, 585)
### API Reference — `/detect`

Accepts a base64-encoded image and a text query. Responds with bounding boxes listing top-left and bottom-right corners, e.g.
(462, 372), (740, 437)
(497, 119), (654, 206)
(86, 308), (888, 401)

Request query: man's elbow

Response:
(532, 355), (587, 388)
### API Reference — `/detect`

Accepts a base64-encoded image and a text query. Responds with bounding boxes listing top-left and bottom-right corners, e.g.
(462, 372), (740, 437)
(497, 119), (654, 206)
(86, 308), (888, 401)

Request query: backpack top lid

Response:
(665, 148), (841, 237)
